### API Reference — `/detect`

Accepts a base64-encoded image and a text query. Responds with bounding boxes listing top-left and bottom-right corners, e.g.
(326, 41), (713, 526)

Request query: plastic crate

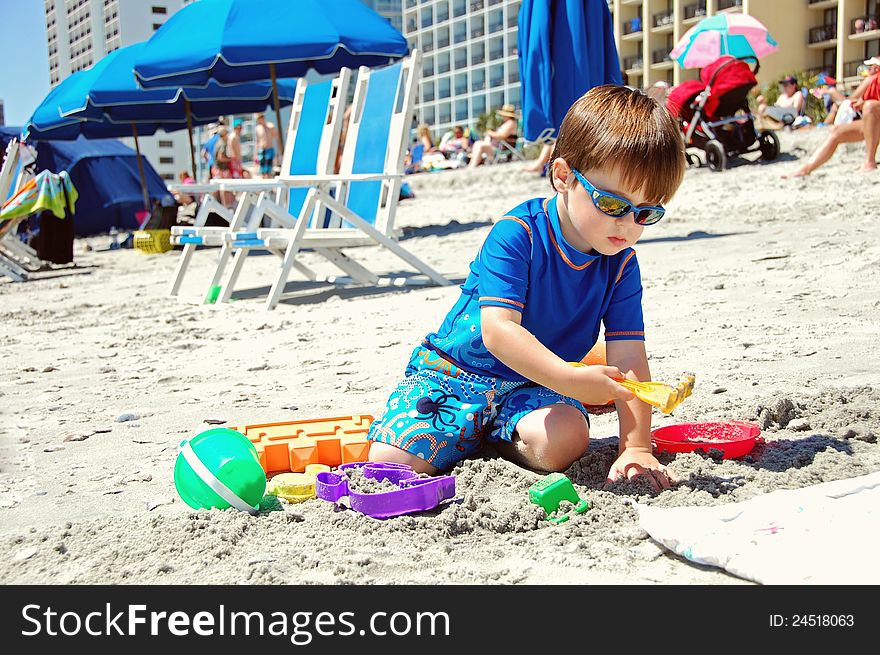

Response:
(133, 229), (172, 254)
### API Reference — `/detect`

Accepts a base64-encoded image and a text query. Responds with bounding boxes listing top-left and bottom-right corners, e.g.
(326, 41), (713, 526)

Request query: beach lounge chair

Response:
(215, 51), (451, 310)
(0, 140), (43, 282)
(167, 68), (351, 301)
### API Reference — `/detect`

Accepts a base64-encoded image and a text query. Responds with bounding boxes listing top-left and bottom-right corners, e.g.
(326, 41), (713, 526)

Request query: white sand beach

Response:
(1, 128), (878, 585)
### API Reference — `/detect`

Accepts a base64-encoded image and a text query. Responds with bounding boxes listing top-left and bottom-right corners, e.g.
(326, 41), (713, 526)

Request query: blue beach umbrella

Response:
(132, 0), (409, 149)
(52, 43), (297, 177)
(518, 0), (621, 143)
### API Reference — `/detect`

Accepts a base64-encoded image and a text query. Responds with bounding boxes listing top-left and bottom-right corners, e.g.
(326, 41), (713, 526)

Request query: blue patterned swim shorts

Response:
(367, 345), (588, 470)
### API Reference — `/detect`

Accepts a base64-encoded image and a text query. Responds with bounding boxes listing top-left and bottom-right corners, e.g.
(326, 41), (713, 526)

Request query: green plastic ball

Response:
(173, 428), (266, 512)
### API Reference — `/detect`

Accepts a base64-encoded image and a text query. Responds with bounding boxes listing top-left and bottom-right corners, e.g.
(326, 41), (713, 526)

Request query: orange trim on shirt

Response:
(605, 331), (645, 337)
(542, 197), (595, 271)
(498, 215), (532, 241)
(480, 297), (525, 309)
(615, 250), (637, 283)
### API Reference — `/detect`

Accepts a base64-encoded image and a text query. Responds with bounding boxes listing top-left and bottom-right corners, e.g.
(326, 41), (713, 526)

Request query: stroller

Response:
(666, 55), (780, 172)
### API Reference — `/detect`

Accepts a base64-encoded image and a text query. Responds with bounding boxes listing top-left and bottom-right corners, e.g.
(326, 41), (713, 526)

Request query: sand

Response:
(1, 128), (878, 585)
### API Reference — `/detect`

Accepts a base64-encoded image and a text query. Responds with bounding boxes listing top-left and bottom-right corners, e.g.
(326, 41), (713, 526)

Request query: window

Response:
(421, 6), (432, 29)
(507, 61), (519, 84)
(158, 140), (173, 148)
(471, 14), (484, 38)
(422, 81), (435, 102)
(471, 41), (485, 65)
(437, 51), (450, 74)
(454, 46), (467, 69)
(423, 55), (435, 77)
(437, 25), (449, 48)
(453, 0), (467, 19)
(490, 63), (504, 87)
(471, 67), (485, 91)
(454, 72), (468, 95)
(422, 31), (433, 51)
(455, 98), (468, 121)
(489, 91), (505, 112)
(438, 102), (451, 124)
(151, 6), (166, 13)
(454, 19), (467, 43)
(159, 156), (174, 164)
(438, 76), (451, 99)
(472, 94), (486, 115)
(153, 23), (162, 30)
(436, 1), (449, 23)
(161, 173), (175, 181)
(488, 35), (503, 60)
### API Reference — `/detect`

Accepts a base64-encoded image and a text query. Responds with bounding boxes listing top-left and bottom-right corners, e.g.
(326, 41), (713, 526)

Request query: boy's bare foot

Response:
(860, 161), (877, 172)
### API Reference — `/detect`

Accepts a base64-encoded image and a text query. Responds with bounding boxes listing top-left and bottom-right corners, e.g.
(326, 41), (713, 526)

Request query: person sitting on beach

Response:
(756, 75), (805, 127)
(366, 84), (685, 491)
(439, 125), (471, 159)
(416, 123), (439, 154)
(171, 170), (196, 206)
(784, 57), (880, 177)
(468, 104), (520, 169)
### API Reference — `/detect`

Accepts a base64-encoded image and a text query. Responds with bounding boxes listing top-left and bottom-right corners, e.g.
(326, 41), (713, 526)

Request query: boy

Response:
(367, 85), (686, 490)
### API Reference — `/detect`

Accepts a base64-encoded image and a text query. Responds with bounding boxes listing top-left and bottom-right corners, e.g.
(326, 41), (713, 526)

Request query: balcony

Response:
(652, 48), (673, 65)
(623, 17), (643, 36)
(850, 15), (880, 39)
(717, 0), (743, 11)
(807, 0), (838, 8)
(808, 23), (837, 45)
(652, 10), (674, 30)
(843, 59), (865, 78)
(683, 2), (707, 22)
(622, 54), (643, 71)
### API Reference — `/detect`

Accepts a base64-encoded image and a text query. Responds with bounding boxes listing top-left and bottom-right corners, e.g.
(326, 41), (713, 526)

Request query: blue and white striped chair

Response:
(215, 51), (451, 311)
(167, 67), (351, 302)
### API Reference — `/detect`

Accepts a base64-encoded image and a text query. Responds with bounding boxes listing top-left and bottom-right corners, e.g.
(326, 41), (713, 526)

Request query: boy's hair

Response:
(549, 84), (685, 204)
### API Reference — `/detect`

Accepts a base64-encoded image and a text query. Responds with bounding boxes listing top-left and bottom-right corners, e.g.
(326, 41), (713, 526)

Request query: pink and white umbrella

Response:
(670, 13), (778, 69)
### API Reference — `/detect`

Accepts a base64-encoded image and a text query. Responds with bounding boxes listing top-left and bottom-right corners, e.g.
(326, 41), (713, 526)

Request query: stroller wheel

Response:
(759, 130), (780, 161)
(705, 140), (727, 172)
(685, 152), (701, 168)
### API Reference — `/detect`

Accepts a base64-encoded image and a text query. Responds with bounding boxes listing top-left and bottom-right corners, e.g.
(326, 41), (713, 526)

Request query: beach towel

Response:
(1, 170), (78, 221)
(632, 471), (880, 584)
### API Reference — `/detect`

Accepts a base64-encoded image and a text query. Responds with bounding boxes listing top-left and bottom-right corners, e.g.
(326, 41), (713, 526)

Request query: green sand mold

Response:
(528, 472), (590, 524)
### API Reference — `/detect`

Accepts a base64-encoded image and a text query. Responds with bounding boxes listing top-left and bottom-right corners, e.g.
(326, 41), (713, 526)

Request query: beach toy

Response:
(528, 473), (590, 524)
(173, 427), (266, 515)
(315, 462), (456, 519)
(266, 464), (332, 503)
(569, 362), (695, 414)
(652, 421), (763, 459)
(229, 415), (373, 473)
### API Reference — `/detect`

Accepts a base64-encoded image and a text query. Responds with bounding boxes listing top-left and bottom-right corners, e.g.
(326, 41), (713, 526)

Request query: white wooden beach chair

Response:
(215, 51), (451, 310)
(0, 140), (43, 282)
(167, 68), (351, 302)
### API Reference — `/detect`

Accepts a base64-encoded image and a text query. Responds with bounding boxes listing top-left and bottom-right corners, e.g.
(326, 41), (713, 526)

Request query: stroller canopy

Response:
(667, 56), (758, 122)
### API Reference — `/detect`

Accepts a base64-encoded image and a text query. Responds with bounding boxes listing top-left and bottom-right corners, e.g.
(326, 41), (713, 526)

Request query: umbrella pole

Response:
(270, 63), (286, 154)
(131, 122), (150, 212)
(184, 99), (197, 180)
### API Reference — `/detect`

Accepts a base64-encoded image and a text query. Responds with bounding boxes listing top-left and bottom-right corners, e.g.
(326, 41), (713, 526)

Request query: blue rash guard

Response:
(424, 195), (646, 381)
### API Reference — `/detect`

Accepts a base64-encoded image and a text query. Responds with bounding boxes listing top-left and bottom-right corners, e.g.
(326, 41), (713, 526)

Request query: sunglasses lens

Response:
(635, 208), (665, 225)
(595, 194), (631, 217)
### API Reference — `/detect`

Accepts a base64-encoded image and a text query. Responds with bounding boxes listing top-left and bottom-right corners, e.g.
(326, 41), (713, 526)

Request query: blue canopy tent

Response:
(518, 0), (622, 143)
(0, 127), (170, 237)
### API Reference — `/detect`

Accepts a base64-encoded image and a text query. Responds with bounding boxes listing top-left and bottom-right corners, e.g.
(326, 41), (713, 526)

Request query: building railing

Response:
(717, 0), (743, 10)
(851, 15), (880, 34)
(809, 24), (837, 43)
(843, 59), (864, 77)
(623, 18), (643, 35)
(622, 55), (643, 70)
(653, 10), (674, 28)
(652, 48), (672, 64)
(684, 2), (707, 20)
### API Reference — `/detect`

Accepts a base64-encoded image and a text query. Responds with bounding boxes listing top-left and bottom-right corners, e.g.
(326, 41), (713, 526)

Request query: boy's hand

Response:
(604, 447), (676, 492)
(569, 365), (635, 406)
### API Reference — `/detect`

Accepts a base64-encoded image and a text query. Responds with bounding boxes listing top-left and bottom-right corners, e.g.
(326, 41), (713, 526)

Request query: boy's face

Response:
(553, 161), (648, 256)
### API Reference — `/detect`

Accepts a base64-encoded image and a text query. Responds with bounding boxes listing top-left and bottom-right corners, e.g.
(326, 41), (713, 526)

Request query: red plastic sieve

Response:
(651, 421), (763, 459)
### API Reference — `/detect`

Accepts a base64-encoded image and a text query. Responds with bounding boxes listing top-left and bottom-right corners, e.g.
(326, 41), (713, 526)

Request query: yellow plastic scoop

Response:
(569, 363), (695, 414)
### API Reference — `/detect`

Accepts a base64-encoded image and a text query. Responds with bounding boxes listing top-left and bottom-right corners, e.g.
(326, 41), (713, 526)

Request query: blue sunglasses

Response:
(570, 168), (666, 226)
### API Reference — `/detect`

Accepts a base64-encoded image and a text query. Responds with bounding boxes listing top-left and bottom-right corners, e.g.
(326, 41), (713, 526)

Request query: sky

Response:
(0, 0), (50, 126)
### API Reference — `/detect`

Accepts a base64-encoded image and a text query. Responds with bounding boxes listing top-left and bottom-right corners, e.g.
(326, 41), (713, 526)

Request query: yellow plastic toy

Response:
(569, 362), (695, 414)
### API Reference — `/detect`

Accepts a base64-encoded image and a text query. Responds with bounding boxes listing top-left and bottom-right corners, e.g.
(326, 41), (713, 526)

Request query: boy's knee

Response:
(863, 100), (879, 115)
(368, 440), (440, 475)
(518, 407), (589, 471)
